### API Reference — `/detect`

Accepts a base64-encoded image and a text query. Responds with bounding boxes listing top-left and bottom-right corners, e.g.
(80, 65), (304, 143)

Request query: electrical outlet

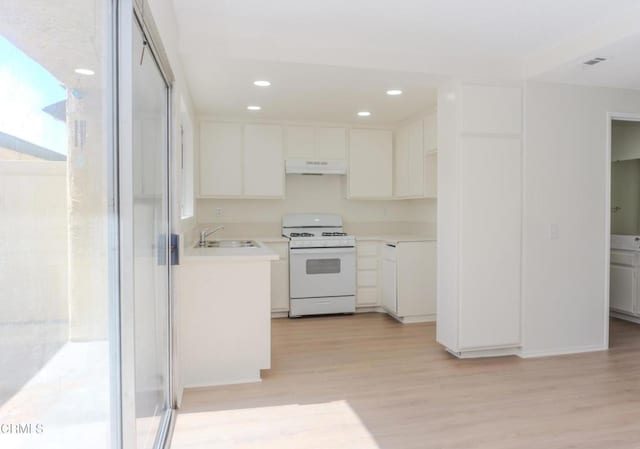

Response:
(215, 207), (223, 217)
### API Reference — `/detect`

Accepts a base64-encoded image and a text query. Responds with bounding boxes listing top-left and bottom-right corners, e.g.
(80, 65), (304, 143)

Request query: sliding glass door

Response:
(0, 1), (119, 449)
(0, 2), (175, 449)
(130, 17), (172, 449)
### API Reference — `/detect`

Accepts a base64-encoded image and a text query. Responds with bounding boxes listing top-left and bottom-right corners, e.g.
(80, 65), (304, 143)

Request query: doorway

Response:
(608, 115), (640, 348)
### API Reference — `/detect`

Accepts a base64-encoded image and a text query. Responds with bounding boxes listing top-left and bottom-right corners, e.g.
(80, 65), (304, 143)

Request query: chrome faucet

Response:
(199, 225), (225, 247)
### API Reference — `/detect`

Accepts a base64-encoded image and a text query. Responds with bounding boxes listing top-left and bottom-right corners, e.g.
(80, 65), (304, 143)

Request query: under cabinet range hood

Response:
(285, 159), (347, 175)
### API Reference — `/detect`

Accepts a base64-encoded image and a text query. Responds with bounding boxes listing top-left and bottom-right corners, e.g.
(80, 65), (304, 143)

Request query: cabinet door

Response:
(199, 122), (243, 196)
(349, 129), (393, 198)
(394, 126), (409, 198)
(397, 242), (436, 317)
(424, 152), (437, 198)
(408, 119), (425, 197)
(423, 113), (437, 152)
(285, 126), (315, 159)
(459, 136), (521, 349)
(382, 258), (397, 314)
(243, 124), (285, 197)
(271, 260), (290, 312)
(610, 264), (635, 314)
(316, 127), (346, 160)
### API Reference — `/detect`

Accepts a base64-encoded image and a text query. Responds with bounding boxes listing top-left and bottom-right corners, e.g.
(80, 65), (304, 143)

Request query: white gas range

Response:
(282, 214), (356, 317)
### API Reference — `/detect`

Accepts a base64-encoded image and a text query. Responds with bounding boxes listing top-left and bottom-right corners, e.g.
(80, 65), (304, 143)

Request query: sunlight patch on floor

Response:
(0, 341), (110, 449)
(172, 400), (380, 449)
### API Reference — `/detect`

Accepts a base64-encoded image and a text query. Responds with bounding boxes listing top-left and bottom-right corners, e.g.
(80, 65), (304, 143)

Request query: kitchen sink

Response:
(196, 240), (259, 248)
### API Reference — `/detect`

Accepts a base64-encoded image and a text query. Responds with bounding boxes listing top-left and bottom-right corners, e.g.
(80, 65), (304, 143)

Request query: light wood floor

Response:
(172, 314), (640, 449)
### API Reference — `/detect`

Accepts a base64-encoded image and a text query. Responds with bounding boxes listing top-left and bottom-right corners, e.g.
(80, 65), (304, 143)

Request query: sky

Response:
(0, 35), (67, 155)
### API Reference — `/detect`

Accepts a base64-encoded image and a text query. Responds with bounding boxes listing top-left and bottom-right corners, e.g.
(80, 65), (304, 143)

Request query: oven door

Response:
(289, 247), (356, 299)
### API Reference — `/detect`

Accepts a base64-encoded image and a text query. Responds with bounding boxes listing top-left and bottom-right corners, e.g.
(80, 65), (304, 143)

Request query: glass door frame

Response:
(115, 1), (177, 448)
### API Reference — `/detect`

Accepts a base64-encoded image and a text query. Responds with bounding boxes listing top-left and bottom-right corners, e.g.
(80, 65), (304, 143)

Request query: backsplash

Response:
(197, 174), (436, 224)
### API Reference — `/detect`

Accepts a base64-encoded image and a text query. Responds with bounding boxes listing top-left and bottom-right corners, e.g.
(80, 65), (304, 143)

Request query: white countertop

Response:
(182, 240), (279, 262)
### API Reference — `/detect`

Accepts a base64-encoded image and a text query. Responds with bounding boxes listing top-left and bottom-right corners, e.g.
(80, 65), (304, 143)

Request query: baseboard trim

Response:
(354, 306), (384, 314)
(183, 373), (262, 389)
(610, 311), (640, 324)
(447, 346), (520, 359)
(519, 344), (607, 359)
(394, 313), (436, 324)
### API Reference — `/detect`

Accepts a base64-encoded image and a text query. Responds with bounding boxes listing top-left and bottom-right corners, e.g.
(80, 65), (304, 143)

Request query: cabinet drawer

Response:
(611, 250), (636, 267)
(358, 270), (377, 287)
(357, 242), (379, 257)
(357, 287), (378, 306)
(357, 257), (377, 271)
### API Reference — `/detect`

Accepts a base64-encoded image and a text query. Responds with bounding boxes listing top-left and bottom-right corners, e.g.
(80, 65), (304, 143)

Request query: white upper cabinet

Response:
(423, 113), (437, 152)
(243, 124), (285, 198)
(394, 126), (410, 197)
(285, 125), (346, 161)
(424, 152), (437, 198)
(408, 119), (425, 197)
(394, 117), (427, 198)
(423, 112), (438, 198)
(316, 127), (346, 160)
(285, 126), (315, 159)
(199, 121), (284, 198)
(348, 129), (393, 199)
(199, 122), (243, 196)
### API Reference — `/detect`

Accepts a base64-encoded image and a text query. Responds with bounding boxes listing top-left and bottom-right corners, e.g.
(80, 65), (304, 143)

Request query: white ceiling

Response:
(534, 33), (640, 90)
(184, 58), (440, 125)
(2, 0), (104, 89)
(171, 0), (640, 123)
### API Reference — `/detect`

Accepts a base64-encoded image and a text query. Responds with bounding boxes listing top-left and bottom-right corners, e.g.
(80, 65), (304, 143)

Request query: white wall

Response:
(197, 175), (436, 226)
(522, 82), (640, 356)
(0, 162), (68, 395)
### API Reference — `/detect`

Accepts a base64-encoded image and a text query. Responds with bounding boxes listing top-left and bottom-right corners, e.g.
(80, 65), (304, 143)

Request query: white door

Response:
(131, 21), (172, 449)
(382, 258), (397, 314)
(610, 264), (636, 314)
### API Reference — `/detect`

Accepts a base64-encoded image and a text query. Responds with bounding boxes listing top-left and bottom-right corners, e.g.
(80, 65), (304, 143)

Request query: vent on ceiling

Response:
(583, 57), (607, 66)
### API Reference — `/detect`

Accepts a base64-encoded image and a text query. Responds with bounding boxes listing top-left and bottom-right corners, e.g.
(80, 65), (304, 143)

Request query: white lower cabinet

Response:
(610, 249), (639, 317)
(267, 242), (289, 313)
(356, 241), (380, 307)
(381, 241), (437, 323)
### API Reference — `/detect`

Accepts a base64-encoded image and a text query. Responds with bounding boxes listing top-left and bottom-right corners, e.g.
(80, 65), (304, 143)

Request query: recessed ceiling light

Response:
(386, 89), (403, 96)
(74, 68), (95, 76)
(253, 80), (271, 87)
(247, 105), (261, 111)
(357, 111), (371, 117)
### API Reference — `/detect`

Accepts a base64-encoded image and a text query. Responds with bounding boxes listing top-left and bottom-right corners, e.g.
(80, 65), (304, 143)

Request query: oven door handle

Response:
(289, 247), (355, 255)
